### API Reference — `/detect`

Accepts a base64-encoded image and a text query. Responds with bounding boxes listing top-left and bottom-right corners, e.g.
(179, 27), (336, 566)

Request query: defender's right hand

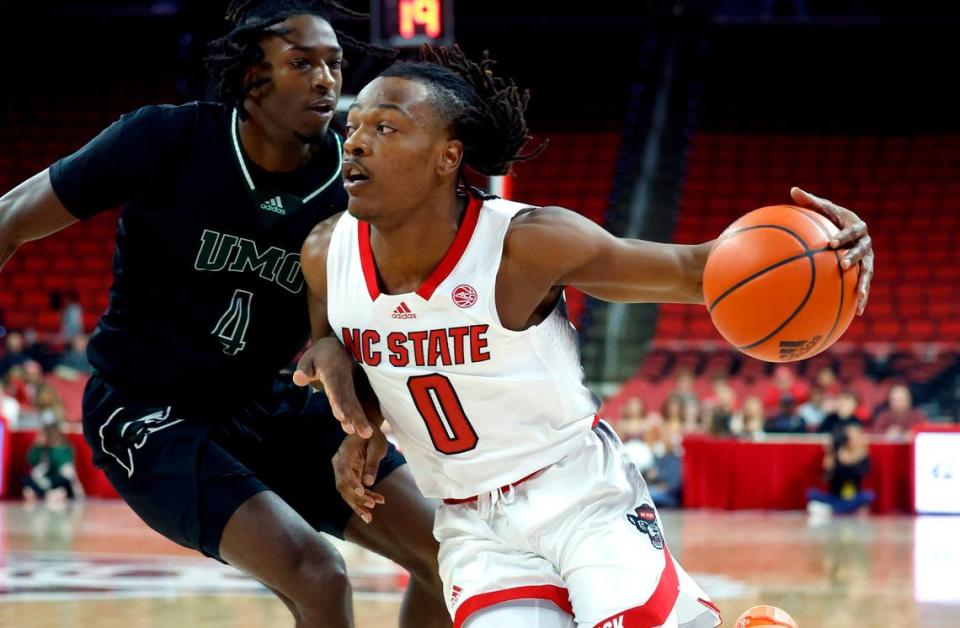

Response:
(333, 430), (387, 524)
(293, 337), (374, 438)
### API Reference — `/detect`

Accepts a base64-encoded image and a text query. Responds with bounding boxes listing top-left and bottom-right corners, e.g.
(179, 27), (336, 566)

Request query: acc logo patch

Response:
(452, 284), (478, 308)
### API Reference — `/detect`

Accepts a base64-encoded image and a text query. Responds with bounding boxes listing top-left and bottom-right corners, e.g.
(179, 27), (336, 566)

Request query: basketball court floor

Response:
(2, 500), (959, 627)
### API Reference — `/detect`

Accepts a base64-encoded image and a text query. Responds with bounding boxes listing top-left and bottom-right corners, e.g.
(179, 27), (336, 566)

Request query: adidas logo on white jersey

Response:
(260, 195), (285, 215)
(391, 302), (416, 319)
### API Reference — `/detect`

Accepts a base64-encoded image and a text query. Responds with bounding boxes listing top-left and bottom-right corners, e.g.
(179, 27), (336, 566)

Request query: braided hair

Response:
(378, 44), (547, 177)
(206, 0), (393, 118)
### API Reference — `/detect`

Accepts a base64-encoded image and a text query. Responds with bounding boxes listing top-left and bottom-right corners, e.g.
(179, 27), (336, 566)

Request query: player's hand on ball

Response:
(293, 337), (375, 438)
(333, 430), (387, 524)
(791, 187), (874, 315)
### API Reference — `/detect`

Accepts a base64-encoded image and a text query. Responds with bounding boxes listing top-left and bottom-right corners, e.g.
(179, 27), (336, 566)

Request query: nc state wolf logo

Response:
(627, 503), (664, 550)
(99, 406), (182, 477)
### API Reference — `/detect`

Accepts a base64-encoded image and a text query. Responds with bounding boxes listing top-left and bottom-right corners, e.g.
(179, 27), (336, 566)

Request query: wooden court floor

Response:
(1, 500), (959, 627)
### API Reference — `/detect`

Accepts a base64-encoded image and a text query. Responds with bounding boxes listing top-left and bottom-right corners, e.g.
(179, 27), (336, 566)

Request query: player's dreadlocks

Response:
(379, 44), (547, 177)
(206, 0), (393, 118)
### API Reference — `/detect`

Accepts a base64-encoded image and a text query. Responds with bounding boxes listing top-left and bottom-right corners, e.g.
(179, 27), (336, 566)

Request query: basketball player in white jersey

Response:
(294, 46), (874, 628)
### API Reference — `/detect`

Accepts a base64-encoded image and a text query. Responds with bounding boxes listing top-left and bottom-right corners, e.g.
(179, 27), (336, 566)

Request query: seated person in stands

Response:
(871, 384), (927, 439)
(619, 409), (660, 473)
(661, 393), (686, 434)
(816, 390), (863, 436)
(58, 290), (85, 342)
(797, 386), (830, 430)
(36, 382), (67, 420)
(806, 423), (874, 515)
(762, 364), (810, 411)
(670, 368), (699, 406)
(617, 396), (646, 426)
(21, 420), (84, 503)
(56, 334), (92, 375)
(0, 331), (29, 377)
(644, 434), (683, 508)
(706, 382), (737, 436)
(763, 398), (806, 433)
(0, 375), (22, 427)
(736, 395), (766, 438)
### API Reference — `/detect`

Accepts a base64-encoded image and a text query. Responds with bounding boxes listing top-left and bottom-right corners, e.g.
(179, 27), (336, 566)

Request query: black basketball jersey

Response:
(49, 102), (346, 398)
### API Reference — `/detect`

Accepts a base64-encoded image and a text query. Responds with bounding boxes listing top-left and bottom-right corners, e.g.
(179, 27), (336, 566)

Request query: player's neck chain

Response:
(230, 107), (343, 219)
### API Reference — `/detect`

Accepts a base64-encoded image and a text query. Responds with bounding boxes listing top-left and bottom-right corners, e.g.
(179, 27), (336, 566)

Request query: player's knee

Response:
(299, 543), (350, 593)
(281, 539), (351, 616)
(409, 560), (444, 600)
(401, 538), (443, 591)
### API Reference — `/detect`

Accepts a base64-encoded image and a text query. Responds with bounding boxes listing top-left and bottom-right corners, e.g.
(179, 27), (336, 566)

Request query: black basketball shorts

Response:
(81, 373), (405, 561)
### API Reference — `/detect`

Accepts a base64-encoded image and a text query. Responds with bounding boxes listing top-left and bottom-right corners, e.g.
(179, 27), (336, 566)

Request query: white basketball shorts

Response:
(434, 422), (722, 628)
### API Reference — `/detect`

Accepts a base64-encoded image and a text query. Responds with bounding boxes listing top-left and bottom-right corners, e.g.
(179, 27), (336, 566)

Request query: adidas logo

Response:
(391, 302), (416, 319)
(259, 195), (285, 215)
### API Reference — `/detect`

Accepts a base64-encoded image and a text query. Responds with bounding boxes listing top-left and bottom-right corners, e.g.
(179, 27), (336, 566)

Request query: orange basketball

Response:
(735, 605), (799, 627)
(702, 205), (859, 362)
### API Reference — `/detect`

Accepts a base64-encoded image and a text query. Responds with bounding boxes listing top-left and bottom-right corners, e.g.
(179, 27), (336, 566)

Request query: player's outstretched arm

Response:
(294, 214), (377, 439)
(502, 189), (873, 313)
(0, 170), (78, 270)
(296, 215), (388, 520)
(502, 206), (715, 307)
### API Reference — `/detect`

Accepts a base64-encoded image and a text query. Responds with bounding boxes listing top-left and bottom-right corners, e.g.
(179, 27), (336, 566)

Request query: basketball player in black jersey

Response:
(0, 2), (447, 627)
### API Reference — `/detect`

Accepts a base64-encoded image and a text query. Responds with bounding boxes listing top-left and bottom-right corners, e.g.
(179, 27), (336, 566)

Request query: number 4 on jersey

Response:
(212, 289), (253, 355)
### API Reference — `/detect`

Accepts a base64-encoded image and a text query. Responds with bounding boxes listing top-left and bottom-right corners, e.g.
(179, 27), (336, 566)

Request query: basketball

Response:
(735, 605), (799, 627)
(702, 205), (859, 362)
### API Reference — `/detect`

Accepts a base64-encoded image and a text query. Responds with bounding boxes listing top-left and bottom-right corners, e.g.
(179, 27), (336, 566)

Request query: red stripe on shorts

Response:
(453, 584), (573, 628)
(592, 547), (680, 627)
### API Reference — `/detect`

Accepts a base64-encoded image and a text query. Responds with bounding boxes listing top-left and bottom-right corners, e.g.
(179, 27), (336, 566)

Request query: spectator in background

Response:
(806, 423), (874, 517)
(10, 329), (56, 371)
(706, 384), (737, 436)
(21, 420), (84, 504)
(682, 397), (703, 433)
(33, 383), (67, 425)
(798, 386), (830, 431)
(3, 365), (29, 406)
(60, 291), (85, 341)
(0, 375), (22, 427)
(616, 396), (649, 468)
(763, 365), (810, 411)
(815, 366), (842, 399)
(56, 335), (92, 375)
(658, 394), (686, 449)
(703, 373), (734, 406)
(818, 390), (863, 437)
(0, 331), (29, 376)
(738, 395), (766, 438)
(764, 398), (807, 433)
(619, 413), (663, 473)
(20, 360), (45, 408)
(644, 432), (683, 508)
(619, 396), (646, 424)
(671, 368), (699, 406)
(662, 394), (684, 428)
(871, 384), (927, 438)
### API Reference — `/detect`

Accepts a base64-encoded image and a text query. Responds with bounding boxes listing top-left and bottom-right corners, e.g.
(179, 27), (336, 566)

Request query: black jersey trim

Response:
(229, 107), (343, 203)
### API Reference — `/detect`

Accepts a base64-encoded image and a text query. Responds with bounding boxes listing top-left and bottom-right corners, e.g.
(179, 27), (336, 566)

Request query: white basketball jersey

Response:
(326, 194), (599, 499)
